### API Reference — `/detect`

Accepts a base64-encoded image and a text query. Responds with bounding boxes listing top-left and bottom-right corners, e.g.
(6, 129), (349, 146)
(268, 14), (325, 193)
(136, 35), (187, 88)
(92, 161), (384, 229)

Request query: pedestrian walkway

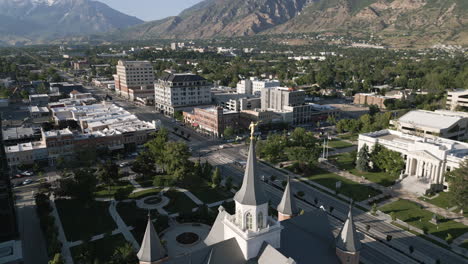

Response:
(453, 232), (468, 246)
(319, 161), (468, 225)
(49, 196), (73, 264)
(108, 201), (139, 250)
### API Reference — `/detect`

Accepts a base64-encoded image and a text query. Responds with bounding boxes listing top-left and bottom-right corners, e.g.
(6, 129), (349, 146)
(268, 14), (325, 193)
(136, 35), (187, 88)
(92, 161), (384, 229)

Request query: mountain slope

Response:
(0, 0), (143, 45)
(117, 0), (468, 46)
(118, 0), (309, 39)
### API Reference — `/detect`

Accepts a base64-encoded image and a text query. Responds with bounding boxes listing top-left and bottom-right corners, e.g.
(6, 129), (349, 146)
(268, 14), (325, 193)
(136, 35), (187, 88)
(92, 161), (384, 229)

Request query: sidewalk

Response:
(108, 201), (139, 250)
(49, 196), (73, 264)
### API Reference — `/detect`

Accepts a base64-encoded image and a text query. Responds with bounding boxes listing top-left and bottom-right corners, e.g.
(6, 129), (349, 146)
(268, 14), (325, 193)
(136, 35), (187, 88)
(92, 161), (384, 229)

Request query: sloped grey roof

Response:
(336, 204), (362, 253)
(203, 207), (227, 246)
(159, 72), (207, 83)
(258, 243), (295, 264)
(234, 140), (268, 205)
(137, 216), (167, 262)
(277, 176), (298, 216)
(168, 238), (245, 264)
(279, 210), (340, 264)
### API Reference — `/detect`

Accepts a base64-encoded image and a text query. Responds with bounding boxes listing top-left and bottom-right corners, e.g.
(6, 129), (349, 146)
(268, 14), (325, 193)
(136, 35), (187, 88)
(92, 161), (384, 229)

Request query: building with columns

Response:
(358, 129), (468, 194)
(135, 123), (360, 263)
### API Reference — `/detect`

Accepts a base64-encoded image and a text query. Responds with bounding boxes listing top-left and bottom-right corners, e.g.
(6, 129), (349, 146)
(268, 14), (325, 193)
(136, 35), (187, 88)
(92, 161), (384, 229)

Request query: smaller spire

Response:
(336, 201), (361, 253)
(137, 214), (167, 263)
(277, 176), (299, 217)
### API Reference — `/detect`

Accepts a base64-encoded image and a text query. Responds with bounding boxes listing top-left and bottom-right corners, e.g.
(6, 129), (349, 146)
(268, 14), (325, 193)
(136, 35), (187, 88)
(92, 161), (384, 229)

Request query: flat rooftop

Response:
(397, 110), (466, 130)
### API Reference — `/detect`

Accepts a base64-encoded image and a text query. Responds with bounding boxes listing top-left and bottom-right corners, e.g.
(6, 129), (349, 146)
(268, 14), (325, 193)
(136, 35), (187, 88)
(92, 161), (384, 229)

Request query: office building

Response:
(114, 60), (155, 101)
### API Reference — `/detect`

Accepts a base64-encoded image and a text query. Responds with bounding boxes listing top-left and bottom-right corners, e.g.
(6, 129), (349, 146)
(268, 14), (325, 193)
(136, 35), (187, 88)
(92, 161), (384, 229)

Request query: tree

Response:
(49, 253), (65, 264)
(445, 233), (453, 244)
(97, 160), (120, 190)
(223, 126), (235, 139)
(390, 212), (396, 221)
(55, 168), (97, 205)
(368, 104), (380, 116)
(371, 203), (377, 215)
(212, 167), (221, 188)
(446, 160), (468, 214)
(145, 129), (169, 170)
(132, 150), (156, 176)
(225, 176), (233, 191)
(356, 144), (371, 172)
(111, 243), (138, 264)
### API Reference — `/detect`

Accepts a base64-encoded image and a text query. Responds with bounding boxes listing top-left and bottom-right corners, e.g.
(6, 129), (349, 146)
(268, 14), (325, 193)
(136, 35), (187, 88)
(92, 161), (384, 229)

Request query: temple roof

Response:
(277, 176), (299, 216)
(137, 216), (167, 262)
(336, 203), (362, 253)
(233, 139), (268, 206)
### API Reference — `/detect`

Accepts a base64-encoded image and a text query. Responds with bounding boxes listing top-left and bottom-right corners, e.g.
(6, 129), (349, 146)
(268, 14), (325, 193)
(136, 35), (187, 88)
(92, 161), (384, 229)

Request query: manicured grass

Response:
(188, 182), (232, 204)
(70, 233), (129, 263)
(327, 139), (354, 149)
(163, 190), (198, 214)
(55, 199), (116, 242)
(135, 176), (154, 188)
(94, 181), (134, 198)
(420, 192), (468, 218)
(332, 153), (398, 187)
(338, 133), (358, 141)
(116, 200), (169, 243)
(379, 199), (468, 241)
(128, 188), (160, 199)
(299, 167), (381, 202)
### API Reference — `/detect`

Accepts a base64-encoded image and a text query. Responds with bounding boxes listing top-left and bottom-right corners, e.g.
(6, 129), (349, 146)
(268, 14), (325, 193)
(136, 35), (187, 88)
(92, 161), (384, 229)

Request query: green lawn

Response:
(117, 201), (169, 243)
(300, 167), (381, 201)
(128, 188), (161, 199)
(94, 181), (134, 198)
(338, 133), (359, 141)
(135, 176), (154, 188)
(327, 139), (354, 149)
(420, 192), (468, 217)
(332, 153), (398, 187)
(55, 199), (116, 242)
(163, 190), (198, 214)
(70, 233), (129, 263)
(188, 182), (232, 204)
(379, 199), (468, 241)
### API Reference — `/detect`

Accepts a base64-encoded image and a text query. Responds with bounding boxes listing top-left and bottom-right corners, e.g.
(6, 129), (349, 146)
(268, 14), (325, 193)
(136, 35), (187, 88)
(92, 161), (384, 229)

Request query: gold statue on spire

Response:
(249, 121), (258, 139)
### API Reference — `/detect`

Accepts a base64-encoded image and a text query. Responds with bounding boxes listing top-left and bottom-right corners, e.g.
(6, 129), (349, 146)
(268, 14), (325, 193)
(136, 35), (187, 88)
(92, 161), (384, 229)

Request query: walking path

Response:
(49, 196), (74, 264)
(108, 201), (140, 250)
(453, 232), (468, 246)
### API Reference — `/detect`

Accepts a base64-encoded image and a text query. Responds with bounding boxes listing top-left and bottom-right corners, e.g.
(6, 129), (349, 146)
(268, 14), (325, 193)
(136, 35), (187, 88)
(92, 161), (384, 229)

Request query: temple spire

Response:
(137, 215), (167, 264)
(277, 176), (298, 221)
(234, 122), (267, 206)
(335, 202), (361, 264)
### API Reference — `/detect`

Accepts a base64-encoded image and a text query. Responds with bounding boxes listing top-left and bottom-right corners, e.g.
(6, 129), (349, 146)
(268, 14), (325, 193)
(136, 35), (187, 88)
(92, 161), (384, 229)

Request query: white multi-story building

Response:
(236, 78), (280, 96)
(358, 129), (468, 194)
(390, 110), (468, 141)
(447, 89), (468, 111)
(114, 60), (155, 101)
(154, 72), (212, 116)
(261, 87), (305, 111)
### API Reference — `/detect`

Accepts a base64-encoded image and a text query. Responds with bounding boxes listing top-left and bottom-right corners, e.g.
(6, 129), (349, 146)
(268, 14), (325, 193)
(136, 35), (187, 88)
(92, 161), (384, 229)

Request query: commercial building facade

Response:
(114, 60), (155, 101)
(183, 106), (240, 137)
(237, 78), (280, 95)
(155, 72), (212, 116)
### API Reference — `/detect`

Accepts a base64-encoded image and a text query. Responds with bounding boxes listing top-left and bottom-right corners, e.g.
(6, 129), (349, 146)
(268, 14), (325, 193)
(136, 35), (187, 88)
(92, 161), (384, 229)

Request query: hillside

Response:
(116, 0), (468, 47)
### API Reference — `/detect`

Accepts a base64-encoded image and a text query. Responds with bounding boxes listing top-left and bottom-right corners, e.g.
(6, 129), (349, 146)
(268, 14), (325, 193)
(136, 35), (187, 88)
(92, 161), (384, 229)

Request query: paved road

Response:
(15, 186), (49, 264)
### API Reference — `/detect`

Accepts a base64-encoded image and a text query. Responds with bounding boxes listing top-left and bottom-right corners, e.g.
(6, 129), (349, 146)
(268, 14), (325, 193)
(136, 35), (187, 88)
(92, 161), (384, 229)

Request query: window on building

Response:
(258, 212), (263, 229)
(246, 212), (253, 230)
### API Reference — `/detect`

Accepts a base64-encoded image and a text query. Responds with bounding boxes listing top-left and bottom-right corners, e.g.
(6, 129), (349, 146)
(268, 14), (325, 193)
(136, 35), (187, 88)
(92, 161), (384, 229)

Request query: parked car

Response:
(15, 174), (23, 178)
(119, 162), (129, 168)
(21, 171), (34, 176)
(22, 179), (33, 185)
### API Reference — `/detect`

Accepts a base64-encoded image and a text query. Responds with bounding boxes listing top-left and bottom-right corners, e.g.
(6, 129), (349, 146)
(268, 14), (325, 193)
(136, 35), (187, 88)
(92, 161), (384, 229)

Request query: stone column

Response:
(405, 157), (411, 174)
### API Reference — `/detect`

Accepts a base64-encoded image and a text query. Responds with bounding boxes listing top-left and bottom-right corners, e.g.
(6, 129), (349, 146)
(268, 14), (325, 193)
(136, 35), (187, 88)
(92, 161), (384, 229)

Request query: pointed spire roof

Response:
(137, 215), (167, 262)
(336, 202), (361, 253)
(234, 136), (268, 206)
(277, 176), (298, 216)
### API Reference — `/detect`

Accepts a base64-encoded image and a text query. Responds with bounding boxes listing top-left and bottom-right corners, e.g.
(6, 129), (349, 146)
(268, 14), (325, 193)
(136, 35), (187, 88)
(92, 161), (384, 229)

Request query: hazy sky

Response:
(98, 0), (203, 21)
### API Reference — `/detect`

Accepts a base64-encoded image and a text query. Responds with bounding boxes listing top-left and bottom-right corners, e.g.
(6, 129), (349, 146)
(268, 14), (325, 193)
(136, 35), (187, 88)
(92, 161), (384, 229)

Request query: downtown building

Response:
(446, 89), (468, 111)
(236, 77), (280, 96)
(154, 72), (212, 116)
(113, 60), (155, 104)
(4, 102), (156, 169)
(261, 87), (339, 125)
(183, 106), (240, 137)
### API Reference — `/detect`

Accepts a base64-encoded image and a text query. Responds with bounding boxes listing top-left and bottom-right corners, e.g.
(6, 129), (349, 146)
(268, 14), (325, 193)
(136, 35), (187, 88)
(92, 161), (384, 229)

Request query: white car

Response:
(119, 162), (129, 168)
(22, 179), (33, 185)
(21, 171), (34, 176)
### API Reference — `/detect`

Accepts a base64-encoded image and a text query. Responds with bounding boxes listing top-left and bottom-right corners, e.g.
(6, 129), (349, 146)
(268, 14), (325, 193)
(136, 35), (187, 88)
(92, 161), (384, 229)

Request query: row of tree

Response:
(356, 144), (405, 180)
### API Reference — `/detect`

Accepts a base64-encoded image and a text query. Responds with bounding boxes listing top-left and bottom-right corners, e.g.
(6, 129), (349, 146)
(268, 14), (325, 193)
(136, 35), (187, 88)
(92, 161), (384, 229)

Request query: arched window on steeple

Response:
(258, 212), (263, 229)
(246, 213), (253, 230)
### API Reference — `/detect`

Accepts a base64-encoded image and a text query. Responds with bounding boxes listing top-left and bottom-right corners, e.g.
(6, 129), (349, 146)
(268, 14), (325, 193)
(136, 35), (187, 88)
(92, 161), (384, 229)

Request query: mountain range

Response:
(0, 0), (142, 45)
(116, 0), (468, 47)
(1, 0), (468, 47)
